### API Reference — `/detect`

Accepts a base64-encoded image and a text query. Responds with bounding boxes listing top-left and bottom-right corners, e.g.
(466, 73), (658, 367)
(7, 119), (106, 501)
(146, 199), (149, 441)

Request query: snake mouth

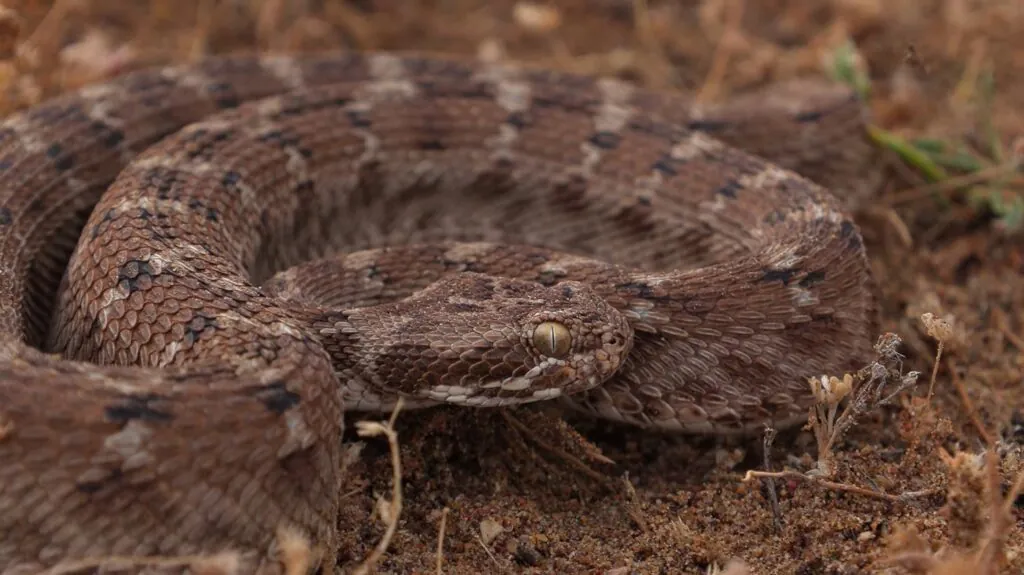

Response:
(557, 364), (607, 396)
(523, 360), (609, 399)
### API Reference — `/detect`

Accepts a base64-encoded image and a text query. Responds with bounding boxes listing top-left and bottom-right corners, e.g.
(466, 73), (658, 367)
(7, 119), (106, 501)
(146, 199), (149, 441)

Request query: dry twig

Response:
(352, 398), (406, 575)
(435, 507), (450, 575)
(743, 469), (939, 503)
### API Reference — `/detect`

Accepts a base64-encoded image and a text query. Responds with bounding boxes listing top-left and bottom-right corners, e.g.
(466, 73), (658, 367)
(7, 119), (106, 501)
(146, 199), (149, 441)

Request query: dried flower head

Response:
(920, 312), (954, 343)
(809, 373), (854, 406)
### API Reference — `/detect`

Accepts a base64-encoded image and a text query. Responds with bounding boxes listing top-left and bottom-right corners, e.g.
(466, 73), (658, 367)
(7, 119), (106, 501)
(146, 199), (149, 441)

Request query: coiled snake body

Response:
(0, 52), (880, 571)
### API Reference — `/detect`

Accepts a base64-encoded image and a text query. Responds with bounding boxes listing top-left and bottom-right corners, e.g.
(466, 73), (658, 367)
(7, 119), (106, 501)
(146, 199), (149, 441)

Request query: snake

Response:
(0, 51), (882, 572)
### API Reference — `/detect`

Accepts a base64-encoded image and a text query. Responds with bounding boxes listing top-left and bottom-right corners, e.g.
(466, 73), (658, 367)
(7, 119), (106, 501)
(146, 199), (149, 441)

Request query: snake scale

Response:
(0, 51), (881, 572)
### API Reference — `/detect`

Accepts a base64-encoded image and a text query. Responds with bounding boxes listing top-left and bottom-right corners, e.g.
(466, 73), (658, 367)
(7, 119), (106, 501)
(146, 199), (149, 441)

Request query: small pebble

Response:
(513, 538), (541, 566)
(479, 517), (504, 545)
(513, 2), (561, 33)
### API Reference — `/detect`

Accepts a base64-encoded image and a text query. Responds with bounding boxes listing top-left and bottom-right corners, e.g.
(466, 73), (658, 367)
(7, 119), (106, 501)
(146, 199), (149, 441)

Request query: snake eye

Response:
(533, 321), (572, 358)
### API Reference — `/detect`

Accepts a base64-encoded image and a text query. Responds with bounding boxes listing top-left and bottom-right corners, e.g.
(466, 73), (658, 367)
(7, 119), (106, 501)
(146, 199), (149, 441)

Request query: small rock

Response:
(479, 517), (504, 545)
(513, 538), (541, 566)
(512, 2), (561, 34)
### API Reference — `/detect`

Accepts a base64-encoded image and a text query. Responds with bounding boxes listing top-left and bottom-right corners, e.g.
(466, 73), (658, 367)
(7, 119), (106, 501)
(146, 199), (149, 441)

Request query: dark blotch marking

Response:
(616, 281), (658, 299)
(794, 110), (823, 123)
(536, 270), (566, 286)
(524, 250), (551, 266)
(811, 310), (838, 325)
(550, 173), (589, 209)
(409, 78), (438, 96)
(276, 96), (353, 118)
(441, 258), (488, 274)
(258, 130), (312, 157)
(206, 81), (241, 109)
(346, 109), (372, 128)
(0, 127), (17, 144)
(613, 198), (656, 234)
(531, 91), (600, 114)
(186, 129), (233, 160)
(140, 167), (179, 199)
(183, 197), (219, 223)
(454, 83), (493, 102)
(465, 278), (497, 301)
(588, 131), (621, 150)
(183, 312), (218, 346)
(91, 120), (125, 148)
(760, 267), (800, 286)
(561, 285), (575, 299)
(840, 220), (864, 250)
(105, 394), (173, 424)
(0, 156), (13, 171)
(799, 270), (827, 288)
(418, 139), (445, 151)
(651, 155), (680, 177)
(506, 111), (530, 129)
(27, 103), (72, 125)
(493, 155), (515, 171)
(0, 207), (11, 225)
(222, 170), (242, 187)
(627, 117), (677, 142)
(46, 142), (74, 172)
(22, 195), (48, 224)
(76, 468), (123, 494)
(461, 159), (517, 205)
(1009, 410), (1024, 443)
(104, 127), (125, 148)
(716, 179), (742, 199)
(94, 207), (120, 237)
(182, 127), (209, 142)
(117, 259), (157, 293)
(686, 119), (729, 132)
(412, 77), (492, 102)
(253, 381), (301, 414)
(763, 210), (786, 225)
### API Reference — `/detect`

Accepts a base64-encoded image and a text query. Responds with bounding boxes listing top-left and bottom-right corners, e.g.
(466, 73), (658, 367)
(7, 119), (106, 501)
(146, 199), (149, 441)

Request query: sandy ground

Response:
(0, 0), (1022, 573)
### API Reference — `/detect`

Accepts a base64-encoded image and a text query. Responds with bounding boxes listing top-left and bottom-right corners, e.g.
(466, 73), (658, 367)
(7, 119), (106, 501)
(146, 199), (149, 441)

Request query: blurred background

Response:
(0, 1), (1021, 573)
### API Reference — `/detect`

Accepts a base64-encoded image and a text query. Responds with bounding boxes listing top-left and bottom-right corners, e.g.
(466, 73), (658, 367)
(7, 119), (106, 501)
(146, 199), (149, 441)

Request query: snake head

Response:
(339, 273), (633, 409)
